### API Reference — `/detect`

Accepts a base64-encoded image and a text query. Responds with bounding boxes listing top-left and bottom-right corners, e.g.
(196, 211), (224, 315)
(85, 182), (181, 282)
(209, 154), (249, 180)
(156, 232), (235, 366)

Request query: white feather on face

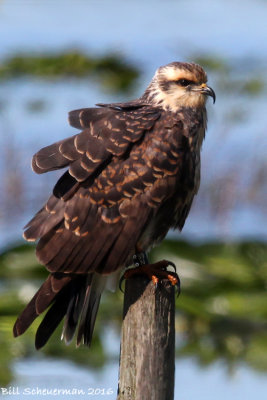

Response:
(145, 62), (209, 111)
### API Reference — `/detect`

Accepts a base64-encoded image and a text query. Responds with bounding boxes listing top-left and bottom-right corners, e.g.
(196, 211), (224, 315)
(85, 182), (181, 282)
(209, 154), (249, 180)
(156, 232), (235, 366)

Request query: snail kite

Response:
(13, 62), (215, 349)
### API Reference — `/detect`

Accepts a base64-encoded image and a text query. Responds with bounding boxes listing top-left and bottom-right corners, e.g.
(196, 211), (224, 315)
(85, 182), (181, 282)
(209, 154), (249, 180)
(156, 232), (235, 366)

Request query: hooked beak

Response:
(199, 83), (216, 104)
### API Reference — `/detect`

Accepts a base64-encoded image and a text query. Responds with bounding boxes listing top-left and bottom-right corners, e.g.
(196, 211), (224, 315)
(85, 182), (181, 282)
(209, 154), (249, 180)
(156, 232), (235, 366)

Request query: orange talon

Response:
(119, 258), (181, 295)
(167, 274), (178, 286)
(151, 275), (159, 286)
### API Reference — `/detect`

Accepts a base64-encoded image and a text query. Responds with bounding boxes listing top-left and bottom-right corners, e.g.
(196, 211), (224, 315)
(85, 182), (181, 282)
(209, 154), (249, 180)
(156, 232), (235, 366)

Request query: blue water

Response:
(13, 357), (267, 400)
(12, 326), (267, 399)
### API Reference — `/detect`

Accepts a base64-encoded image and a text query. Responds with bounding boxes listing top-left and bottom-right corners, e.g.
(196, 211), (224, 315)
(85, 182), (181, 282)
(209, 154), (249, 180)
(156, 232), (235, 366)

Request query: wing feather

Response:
(32, 106), (160, 181)
(16, 104), (202, 348)
(25, 107), (195, 279)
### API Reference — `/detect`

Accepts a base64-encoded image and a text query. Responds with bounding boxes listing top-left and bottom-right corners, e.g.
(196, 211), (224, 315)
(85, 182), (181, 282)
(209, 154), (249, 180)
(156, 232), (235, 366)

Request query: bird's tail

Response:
(13, 272), (103, 349)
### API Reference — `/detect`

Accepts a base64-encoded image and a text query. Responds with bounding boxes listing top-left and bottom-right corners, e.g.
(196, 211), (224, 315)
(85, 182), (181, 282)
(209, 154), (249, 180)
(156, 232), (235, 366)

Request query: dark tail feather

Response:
(83, 291), (101, 346)
(13, 274), (81, 346)
(34, 274), (93, 349)
(61, 276), (91, 344)
(35, 294), (69, 349)
(13, 290), (40, 337)
(13, 274), (71, 337)
(35, 282), (75, 349)
(14, 273), (103, 349)
(76, 276), (105, 347)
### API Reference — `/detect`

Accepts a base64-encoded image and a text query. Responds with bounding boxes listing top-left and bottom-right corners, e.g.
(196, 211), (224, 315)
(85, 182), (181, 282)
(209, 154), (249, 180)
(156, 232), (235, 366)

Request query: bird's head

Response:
(144, 62), (215, 111)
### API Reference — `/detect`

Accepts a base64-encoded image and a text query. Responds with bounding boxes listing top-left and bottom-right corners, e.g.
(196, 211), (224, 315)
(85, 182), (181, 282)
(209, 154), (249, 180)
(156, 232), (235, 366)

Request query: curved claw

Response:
(175, 276), (181, 297)
(166, 261), (177, 273)
(160, 260), (177, 273)
(119, 259), (181, 296)
(119, 274), (125, 293)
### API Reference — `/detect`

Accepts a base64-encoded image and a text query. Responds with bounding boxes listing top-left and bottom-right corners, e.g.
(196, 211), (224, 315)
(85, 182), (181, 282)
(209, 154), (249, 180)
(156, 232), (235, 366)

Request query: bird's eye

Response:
(176, 79), (192, 87)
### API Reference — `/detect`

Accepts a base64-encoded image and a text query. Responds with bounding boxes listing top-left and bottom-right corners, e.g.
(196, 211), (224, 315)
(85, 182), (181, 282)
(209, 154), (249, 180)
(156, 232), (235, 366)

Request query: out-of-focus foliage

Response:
(193, 55), (230, 73)
(0, 240), (266, 385)
(152, 240), (267, 373)
(194, 54), (266, 96)
(0, 244), (109, 385)
(0, 52), (139, 93)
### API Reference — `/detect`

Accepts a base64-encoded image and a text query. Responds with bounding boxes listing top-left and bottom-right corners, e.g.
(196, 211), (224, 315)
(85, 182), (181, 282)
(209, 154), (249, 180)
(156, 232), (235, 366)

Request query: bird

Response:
(13, 61), (215, 349)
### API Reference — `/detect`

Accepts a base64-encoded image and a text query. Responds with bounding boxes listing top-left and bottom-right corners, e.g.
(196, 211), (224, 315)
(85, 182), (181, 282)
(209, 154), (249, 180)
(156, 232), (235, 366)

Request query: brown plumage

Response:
(13, 62), (215, 349)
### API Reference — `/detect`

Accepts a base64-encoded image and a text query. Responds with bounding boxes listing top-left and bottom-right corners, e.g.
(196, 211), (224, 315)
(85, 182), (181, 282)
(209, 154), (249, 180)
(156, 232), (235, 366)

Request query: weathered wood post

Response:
(117, 276), (175, 400)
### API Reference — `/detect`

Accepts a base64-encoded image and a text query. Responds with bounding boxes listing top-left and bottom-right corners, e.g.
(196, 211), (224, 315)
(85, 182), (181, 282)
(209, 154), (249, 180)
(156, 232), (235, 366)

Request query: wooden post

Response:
(117, 276), (175, 400)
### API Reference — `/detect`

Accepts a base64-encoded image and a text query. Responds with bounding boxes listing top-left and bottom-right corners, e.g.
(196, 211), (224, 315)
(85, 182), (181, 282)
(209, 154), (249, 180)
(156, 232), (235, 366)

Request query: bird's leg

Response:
(120, 252), (180, 295)
(132, 252), (149, 267)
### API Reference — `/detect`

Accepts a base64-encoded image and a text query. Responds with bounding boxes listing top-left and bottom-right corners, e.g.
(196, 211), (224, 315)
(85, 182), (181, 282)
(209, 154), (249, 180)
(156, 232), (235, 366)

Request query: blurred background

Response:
(0, 0), (266, 399)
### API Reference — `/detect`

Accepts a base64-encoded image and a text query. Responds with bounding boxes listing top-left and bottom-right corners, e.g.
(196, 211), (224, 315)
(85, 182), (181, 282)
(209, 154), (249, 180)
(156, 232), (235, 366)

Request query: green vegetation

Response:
(0, 52), (139, 93)
(0, 240), (266, 384)
(193, 55), (229, 73)
(152, 240), (267, 373)
(193, 53), (265, 97)
(241, 78), (264, 95)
